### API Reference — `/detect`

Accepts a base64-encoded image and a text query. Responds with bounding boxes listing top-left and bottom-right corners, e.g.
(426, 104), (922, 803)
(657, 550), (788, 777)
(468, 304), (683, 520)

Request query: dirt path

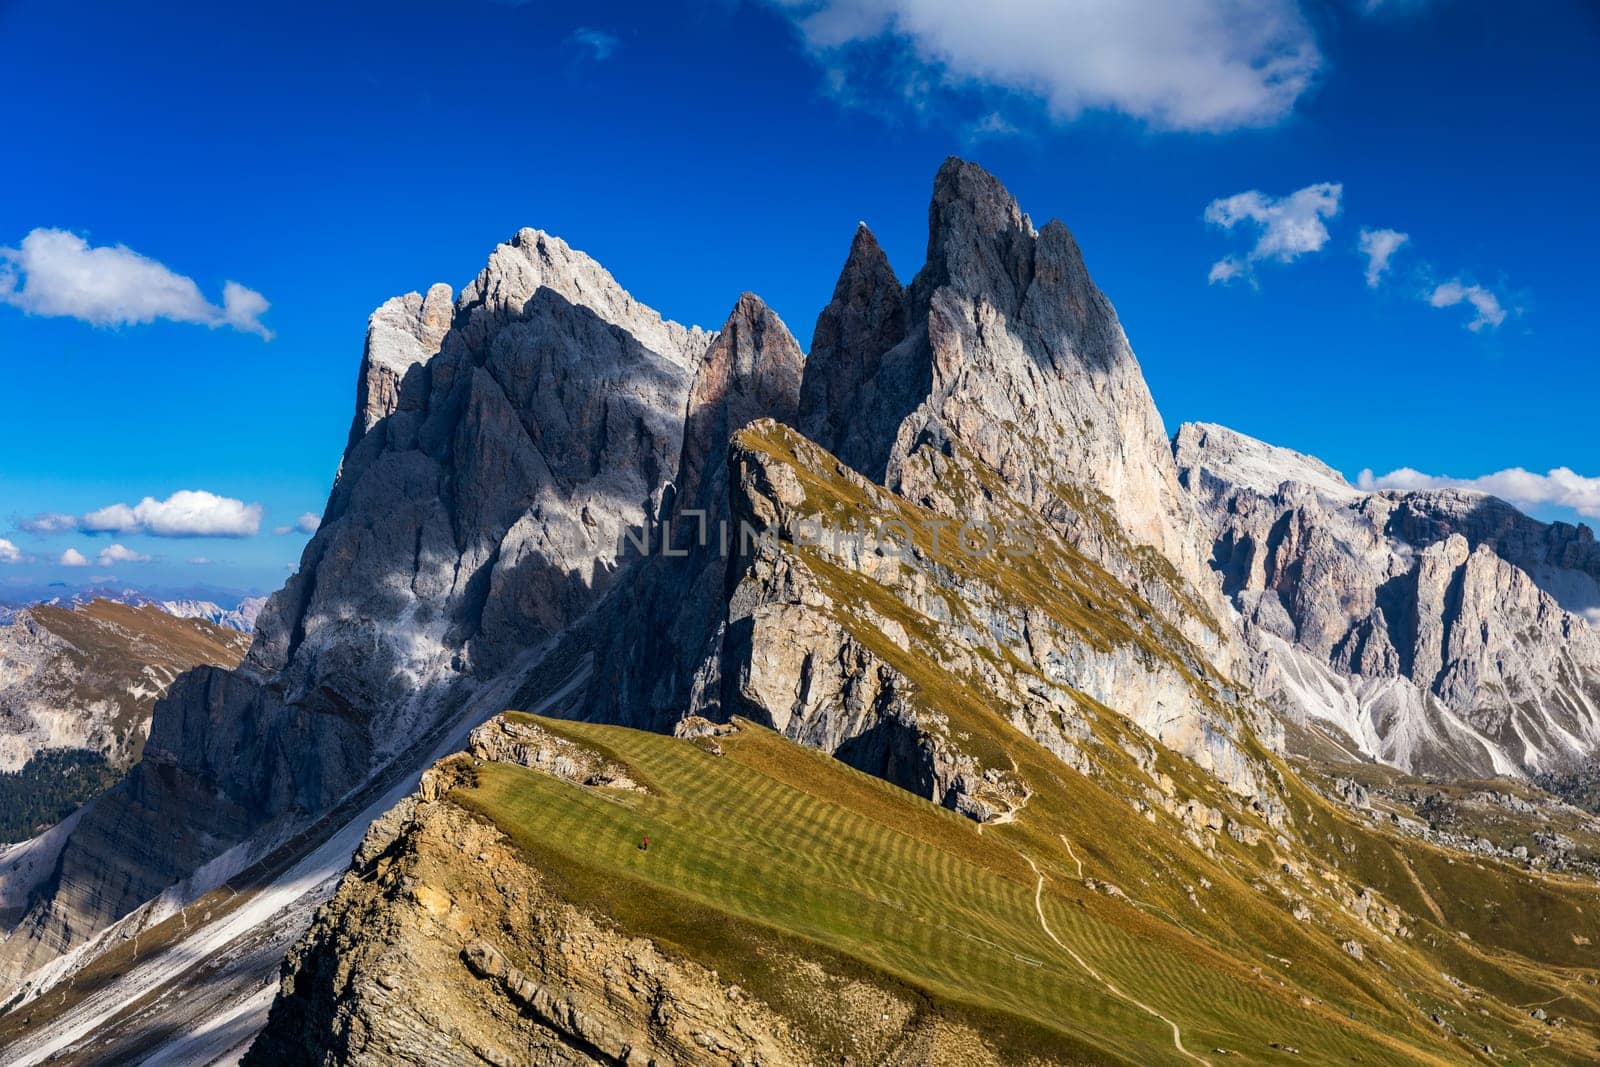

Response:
(1059, 834), (1084, 879)
(1399, 855), (1448, 927)
(1026, 856), (1211, 1066)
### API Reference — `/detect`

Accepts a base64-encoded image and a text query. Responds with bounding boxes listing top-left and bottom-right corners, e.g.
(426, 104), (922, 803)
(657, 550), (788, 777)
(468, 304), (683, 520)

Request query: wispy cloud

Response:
(22, 490), (264, 538)
(1203, 192), (1515, 331)
(1359, 465), (1600, 519)
(967, 111), (1019, 140)
(771, 0), (1321, 133)
(0, 539), (20, 564)
(1204, 182), (1342, 284)
(1357, 227), (1408, 287)
(0, 229), (272, 338)
(567, 27), (620, 61)
(1428, 279), (1507, 332)
(15, 512), (75, 535)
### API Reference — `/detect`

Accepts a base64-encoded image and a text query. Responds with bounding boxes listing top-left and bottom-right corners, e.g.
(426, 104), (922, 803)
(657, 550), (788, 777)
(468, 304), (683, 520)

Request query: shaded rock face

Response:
(575, 293), (805, 734)
(797, 223), (913, 479)
(0, 230), (709, 984)
(1176, 421), (1600, 778)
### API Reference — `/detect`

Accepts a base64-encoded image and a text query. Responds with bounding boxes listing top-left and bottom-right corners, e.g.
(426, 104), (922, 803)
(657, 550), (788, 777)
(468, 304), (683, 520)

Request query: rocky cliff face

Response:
(714, 420), (1273, 820)
(1176, 421), (1600, 778)
(0, 230), (711, 990)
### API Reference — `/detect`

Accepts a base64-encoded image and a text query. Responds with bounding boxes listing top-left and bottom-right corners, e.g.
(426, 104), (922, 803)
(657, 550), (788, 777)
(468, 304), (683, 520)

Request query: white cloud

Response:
(1204, 182), (1342, 283)
(60, 548), (89, 567)
(78, 490), (263, 538)
(274, 512), (321, 536)
(1358, 227), (1409, 287)
(1358, 466), (1600, 519)
(96, 543), (151, 567)
(187, 556), (213, 565)
(568, 28), (620, 61)
(774, 0), (1321, 132)
(0, 229), (273, 339)
(1428, 279), (1507, 332)
(0, 539), (20, 564)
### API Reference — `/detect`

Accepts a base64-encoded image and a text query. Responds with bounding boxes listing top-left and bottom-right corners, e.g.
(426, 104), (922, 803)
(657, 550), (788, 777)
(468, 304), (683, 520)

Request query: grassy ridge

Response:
(452, 717), (1552, 1065)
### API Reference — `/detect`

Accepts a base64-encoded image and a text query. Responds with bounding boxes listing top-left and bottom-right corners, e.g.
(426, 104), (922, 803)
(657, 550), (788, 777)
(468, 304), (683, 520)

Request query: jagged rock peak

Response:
(798, 222), (908, 453)
(678, 292), (804, 513)
(883, 158), (1209, 598)
(351, 281), (453, 441)
(458, 227), (710, 370)
(918, 156), (1036, 311)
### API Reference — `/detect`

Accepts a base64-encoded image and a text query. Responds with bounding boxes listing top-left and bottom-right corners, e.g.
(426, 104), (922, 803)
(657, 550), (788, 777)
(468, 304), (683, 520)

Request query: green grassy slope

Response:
(451, 715), (1600, 1065)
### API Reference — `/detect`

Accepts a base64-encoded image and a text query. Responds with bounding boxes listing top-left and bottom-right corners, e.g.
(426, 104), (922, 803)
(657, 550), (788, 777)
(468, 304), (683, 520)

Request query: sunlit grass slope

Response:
(451, 715), (1600, 1065)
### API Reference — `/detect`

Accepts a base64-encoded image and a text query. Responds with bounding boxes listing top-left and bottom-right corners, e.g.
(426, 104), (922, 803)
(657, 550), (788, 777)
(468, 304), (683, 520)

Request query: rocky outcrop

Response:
(715, 421), (1271, 818)
(1177, 421), (1600, 777)
(242, 798), (811, 1067)
(464, 715), (643, 792)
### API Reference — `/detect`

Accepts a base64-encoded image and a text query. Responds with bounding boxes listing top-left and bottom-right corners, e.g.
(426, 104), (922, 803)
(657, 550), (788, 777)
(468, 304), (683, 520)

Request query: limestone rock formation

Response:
(715, 421), (1270, 818)
(0, 229), (709, 990)
(1176, 420), (1600, 778)
(799, 159), (1223, 661)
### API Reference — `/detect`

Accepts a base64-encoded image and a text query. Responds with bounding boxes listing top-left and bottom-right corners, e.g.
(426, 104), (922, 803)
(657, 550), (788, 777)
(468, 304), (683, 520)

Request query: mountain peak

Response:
(798, 220), (911, 474)
(676, 292), (803, 513)
(920, 157), (1035, 308)
(459, 227), (709, 371)
(1174, 421), (1360, 503)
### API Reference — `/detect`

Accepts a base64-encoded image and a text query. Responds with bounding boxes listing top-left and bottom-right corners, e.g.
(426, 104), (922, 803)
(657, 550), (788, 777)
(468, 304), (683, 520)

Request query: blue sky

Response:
(2, 0), (1596, 596)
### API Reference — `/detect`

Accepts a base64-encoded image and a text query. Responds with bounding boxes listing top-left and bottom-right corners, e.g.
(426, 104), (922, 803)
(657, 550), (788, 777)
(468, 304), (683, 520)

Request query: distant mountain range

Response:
(157, 596), (269, 634)
(0, 585), (266, 633)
